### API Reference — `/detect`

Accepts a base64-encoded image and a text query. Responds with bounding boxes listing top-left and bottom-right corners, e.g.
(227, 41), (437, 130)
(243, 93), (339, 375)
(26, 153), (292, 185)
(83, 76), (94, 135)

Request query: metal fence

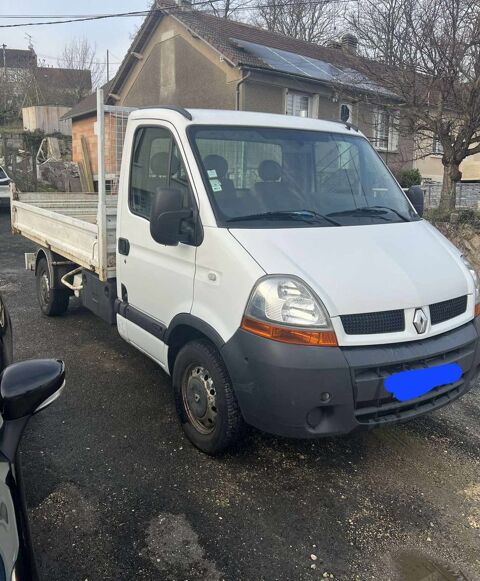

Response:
(423, 182), (480, 209)
(103, 104), (136, 195)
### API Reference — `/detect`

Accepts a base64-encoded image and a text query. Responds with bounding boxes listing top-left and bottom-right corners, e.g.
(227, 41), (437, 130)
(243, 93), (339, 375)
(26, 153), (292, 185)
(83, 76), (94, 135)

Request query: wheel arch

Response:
(35, 247), (76, 289)
(165, 314), (225, 374)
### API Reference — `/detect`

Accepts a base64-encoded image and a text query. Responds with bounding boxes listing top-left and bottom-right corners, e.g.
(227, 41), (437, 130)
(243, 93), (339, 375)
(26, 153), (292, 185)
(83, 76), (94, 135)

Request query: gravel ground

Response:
(1, 210), (479, 581)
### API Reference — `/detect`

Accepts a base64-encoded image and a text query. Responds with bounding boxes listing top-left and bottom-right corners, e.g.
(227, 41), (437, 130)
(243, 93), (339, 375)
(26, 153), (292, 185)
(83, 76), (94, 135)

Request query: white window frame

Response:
(373, 108), (399, 152)
(339, 102), (353, 123)
(285, 90), (312, 118)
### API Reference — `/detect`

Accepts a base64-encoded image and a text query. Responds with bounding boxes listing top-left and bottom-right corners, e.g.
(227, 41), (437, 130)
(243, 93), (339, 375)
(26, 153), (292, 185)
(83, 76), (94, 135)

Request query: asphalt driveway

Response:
(1, 211), (479, 580)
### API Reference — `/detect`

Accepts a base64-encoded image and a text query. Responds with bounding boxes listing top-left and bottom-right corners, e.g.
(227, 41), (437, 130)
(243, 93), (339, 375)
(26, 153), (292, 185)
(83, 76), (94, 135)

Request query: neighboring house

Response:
(415, 136), (480, 183)
(63, 0), (416, 184)
(1, 45), (92, 125)
(1, 47), (37, 86)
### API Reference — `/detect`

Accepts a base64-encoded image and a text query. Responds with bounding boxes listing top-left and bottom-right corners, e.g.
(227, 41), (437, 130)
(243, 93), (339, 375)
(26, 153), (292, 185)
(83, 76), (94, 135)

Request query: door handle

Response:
(118, 238), (130, 256)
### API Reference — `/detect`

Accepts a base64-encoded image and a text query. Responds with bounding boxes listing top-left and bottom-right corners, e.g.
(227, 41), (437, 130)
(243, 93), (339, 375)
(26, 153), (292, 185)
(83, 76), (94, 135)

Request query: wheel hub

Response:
(40, 273), (50, 304)
(182, 366), (217, 434)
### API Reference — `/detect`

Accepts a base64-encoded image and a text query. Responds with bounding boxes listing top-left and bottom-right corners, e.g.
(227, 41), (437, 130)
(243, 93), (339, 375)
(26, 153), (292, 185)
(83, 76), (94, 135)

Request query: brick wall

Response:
(71, 113), (118, 179)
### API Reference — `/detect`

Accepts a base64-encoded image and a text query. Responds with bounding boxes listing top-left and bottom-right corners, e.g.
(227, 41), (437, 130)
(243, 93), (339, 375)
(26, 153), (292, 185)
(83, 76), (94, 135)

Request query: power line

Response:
(36, 53), (122, 66)
(0, 1), (356, 28)
(0, 6), (187, 28)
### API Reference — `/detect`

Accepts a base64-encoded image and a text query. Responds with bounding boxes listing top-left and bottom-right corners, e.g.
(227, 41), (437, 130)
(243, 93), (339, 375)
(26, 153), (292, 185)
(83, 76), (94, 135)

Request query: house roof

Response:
(2, 47), (37, 69)
(169, 9), (359, 71)
(67, 3), (397, 121)
(33, 66), (92, 107)
(60, 80), (114, 120)
(36, 66), (90, 86)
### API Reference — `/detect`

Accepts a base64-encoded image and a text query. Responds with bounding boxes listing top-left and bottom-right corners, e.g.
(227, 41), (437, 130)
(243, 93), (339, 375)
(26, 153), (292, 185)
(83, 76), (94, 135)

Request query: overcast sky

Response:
(0, 1), (150, 83)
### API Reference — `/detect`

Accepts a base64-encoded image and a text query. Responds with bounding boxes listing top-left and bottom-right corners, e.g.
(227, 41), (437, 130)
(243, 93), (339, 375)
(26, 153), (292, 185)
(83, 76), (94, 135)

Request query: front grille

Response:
(350, 337), (476, 425)
(355, 381), (463, 424)
(430, 295), (467, 325)
(341, 309), (405, 335)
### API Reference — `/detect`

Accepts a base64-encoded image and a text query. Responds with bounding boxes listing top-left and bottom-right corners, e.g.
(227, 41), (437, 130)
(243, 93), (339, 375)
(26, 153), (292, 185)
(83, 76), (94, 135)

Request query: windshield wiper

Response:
(226, 210), (341, 226)
(326, 206), (409, 222)
(369, 205), (410, 222)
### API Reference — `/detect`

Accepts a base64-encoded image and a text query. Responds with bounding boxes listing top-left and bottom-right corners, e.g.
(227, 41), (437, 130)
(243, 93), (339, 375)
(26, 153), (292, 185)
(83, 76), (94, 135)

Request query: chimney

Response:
(340, 33), (359, 54)
(326, 39), (342, 50)
(174, 0), (192, 8)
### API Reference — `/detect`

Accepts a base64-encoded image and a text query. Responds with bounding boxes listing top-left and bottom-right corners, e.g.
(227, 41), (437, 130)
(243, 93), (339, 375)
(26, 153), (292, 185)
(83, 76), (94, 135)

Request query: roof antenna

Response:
(25, 33), (34, 52)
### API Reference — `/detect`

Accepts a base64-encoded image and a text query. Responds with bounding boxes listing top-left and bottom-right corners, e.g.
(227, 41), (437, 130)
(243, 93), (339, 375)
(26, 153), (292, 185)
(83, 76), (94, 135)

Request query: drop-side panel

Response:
(11, 192), (117, 279)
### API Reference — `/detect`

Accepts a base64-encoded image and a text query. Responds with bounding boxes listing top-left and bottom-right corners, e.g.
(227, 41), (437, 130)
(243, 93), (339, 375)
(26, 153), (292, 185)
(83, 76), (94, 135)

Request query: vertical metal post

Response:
(96, 88), (107, 281)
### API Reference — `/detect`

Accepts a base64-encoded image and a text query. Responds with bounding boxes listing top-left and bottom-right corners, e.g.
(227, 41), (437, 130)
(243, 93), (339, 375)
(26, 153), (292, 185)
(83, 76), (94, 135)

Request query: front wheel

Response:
(36, 258), (70, 316)
(173, 339), (245, 455)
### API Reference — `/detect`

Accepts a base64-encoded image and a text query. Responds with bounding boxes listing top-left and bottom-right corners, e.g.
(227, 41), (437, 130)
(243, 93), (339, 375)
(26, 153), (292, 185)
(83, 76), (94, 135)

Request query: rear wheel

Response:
(173, 339), (244, 455)
(36, 258), (70, 316)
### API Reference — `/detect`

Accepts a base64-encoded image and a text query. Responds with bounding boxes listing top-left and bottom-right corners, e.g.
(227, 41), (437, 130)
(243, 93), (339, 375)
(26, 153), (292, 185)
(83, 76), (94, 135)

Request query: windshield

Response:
(189, 126), (419, 228)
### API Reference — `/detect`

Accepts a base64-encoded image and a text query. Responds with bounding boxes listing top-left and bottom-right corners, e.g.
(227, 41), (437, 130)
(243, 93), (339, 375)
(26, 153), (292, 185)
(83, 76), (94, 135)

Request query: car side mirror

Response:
(150, 188), (202, 246)
(1, 359), (65, 421)
(406, 185), (424, 217)
(0, 360), (65, 460)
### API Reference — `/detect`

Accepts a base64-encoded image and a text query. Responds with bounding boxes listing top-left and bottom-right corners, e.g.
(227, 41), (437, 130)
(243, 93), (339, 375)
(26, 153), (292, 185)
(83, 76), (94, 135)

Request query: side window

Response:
(130, 126), (192, 219)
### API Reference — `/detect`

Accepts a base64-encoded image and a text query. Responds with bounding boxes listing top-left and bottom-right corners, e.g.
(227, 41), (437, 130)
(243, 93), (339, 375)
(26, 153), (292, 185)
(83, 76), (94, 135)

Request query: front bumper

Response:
(221, 319), (480, 438)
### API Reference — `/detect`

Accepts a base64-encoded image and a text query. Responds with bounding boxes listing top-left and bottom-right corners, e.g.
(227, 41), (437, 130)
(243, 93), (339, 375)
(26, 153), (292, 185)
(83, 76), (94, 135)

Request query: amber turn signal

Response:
(241, 316), (338, 346)
(475, 303), (480, 317)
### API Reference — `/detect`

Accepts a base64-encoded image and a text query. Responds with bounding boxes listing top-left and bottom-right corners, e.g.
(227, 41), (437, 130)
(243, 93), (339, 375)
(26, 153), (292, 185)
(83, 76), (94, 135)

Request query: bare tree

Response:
(0, 60), (38, 125)
(251, 0), (342, 44)
(348, 0), (480, 210)
(59, 38), (104, 92)
(201, 0), (254, 19)
(346, 0), (410, 64)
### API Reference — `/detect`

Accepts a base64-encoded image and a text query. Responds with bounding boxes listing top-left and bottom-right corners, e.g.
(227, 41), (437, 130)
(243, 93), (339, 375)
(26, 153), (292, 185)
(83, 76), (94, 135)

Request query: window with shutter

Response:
(432, 136), (444, 155)
(373, 108), (399, 152)
(286, 92), (311, 117)
(340, 103), (353, 123)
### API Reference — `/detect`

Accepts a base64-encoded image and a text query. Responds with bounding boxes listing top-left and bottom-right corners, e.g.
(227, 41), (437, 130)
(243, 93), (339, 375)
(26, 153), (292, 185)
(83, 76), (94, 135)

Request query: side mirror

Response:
(0, 360), (65, 461)
(150, 188), (202, 247)
(406, 185), (424, 217)
(1, 359), (65, 421)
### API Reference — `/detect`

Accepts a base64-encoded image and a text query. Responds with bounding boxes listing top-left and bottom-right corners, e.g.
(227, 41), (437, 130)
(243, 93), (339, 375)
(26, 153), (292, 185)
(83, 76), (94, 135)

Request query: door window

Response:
(130, 126), (192, 219)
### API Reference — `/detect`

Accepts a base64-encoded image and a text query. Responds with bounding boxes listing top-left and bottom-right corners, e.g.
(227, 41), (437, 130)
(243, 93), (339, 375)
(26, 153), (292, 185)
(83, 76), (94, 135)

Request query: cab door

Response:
(116, 122), (197, 368)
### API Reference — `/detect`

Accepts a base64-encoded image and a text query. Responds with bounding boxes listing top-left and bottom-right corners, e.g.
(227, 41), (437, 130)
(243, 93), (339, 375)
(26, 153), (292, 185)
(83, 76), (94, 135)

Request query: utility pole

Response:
(106, 50), (110, 82)
(2, 44), (7, 120)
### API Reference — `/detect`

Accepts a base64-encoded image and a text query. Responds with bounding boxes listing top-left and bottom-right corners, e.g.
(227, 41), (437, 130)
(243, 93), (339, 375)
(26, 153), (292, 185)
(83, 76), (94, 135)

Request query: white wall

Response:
(22, 106), (72, 135)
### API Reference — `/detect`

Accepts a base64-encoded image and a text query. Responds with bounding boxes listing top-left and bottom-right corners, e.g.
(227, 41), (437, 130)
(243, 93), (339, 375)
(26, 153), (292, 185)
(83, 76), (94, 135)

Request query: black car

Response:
(0, 293), (12, 370)
(0, 292), (65, 580)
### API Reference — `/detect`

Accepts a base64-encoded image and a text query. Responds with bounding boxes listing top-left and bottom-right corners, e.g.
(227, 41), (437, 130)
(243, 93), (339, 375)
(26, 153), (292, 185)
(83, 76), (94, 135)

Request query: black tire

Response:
(173, 339), (244, 455)
(36, 258), (70, 316)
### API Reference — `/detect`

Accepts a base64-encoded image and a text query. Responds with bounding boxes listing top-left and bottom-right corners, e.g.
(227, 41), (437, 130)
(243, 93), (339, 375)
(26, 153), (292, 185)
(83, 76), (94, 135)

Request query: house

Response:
(63, 0), (416, 185)
(415, 138), (480, 184)
(1, 45), (92, 126)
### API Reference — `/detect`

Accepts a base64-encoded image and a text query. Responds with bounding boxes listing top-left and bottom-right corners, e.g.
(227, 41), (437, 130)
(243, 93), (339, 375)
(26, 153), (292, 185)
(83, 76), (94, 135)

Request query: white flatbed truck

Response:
(11, 90), (480, 454)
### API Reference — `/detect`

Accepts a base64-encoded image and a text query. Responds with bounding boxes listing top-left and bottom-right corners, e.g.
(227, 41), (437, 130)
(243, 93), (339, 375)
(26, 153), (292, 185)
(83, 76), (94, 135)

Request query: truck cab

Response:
(113, 108), (480, 454)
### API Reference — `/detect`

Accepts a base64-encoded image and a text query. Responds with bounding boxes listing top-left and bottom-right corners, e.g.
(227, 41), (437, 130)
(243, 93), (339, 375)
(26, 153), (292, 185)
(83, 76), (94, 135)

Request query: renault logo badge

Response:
(413, 308), (428, 334)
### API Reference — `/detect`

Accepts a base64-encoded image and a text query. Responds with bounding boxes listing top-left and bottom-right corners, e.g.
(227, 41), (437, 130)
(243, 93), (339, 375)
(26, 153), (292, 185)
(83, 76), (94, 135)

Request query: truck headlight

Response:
(461, 256), (480, 308)
(241, 276), (337, 346)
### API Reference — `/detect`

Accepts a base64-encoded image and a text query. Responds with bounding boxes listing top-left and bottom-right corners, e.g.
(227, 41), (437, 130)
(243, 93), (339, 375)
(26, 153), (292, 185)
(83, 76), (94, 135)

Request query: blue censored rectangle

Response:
(384, 363), (463, 402)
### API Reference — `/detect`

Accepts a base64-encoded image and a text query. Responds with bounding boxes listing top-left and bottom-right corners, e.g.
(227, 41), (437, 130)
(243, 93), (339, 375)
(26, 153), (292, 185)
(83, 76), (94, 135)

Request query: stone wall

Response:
(432, 221), (480, 275)
(424, 183), (480, 209)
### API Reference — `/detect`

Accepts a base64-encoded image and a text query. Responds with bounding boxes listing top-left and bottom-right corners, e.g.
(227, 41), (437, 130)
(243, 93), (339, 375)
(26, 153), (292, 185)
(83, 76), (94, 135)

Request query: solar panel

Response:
(232, 38), (396, 97)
